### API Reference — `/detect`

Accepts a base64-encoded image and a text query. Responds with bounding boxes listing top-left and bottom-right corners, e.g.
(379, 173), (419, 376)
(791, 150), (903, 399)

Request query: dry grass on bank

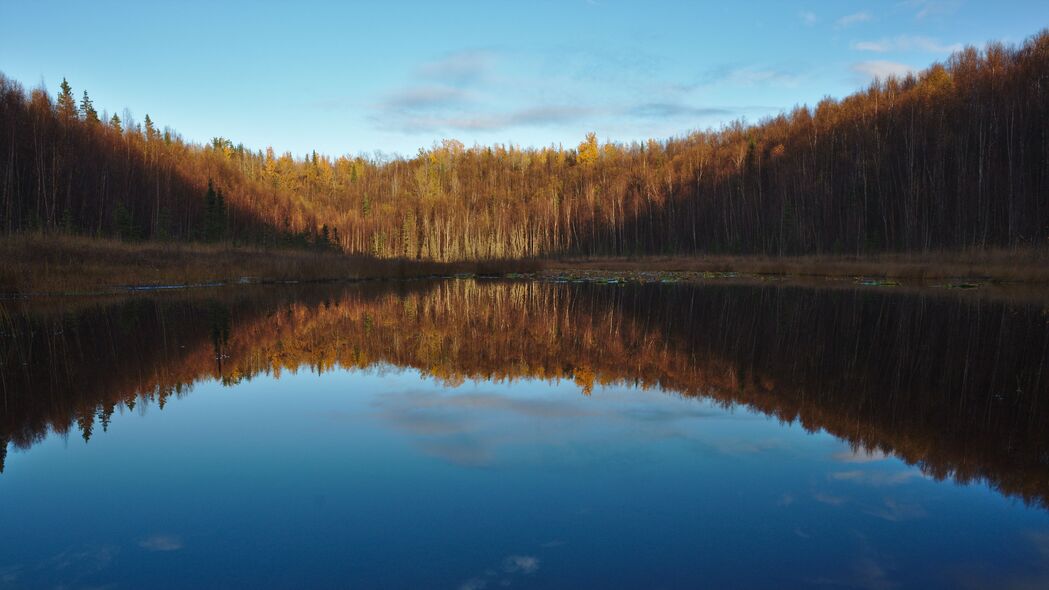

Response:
(0, 234), (538, 295)
(545, 250), (1049, 283)
(3, 234), (1047, 297)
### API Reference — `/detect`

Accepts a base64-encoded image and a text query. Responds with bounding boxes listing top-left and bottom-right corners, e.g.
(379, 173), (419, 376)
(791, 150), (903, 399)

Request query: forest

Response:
(0, 31), (1047, 261)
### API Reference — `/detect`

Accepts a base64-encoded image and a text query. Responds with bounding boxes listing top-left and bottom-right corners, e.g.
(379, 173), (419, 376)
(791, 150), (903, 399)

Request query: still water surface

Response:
(1, 280), (1048, 589)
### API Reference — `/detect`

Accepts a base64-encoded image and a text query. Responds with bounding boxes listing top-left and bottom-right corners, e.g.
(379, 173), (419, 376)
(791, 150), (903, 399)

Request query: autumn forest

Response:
(1, 31), (1047, 264)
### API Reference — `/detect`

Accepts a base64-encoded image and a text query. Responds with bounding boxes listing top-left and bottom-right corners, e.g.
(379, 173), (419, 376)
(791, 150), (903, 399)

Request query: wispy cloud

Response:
(458, 554), (541, 590)
(852, 35), (962, 53)
(905, 0), (961, 20)
(2, 543), (120, 588)
(372, 44), (767, 139)
(372, 389), (594, 465)
(830, 469), (923, 486)
(418, 50), (495, 85)
(377, 105), (596, 134)
(833, 448), (889, 463)
(504, 555), (540, 574)
(383, 85), (474, 110)
(836, 11), (873, 28)
(852, 60), (917, 81)
(627, 102), (733, 119)
(799, 11), (818, 26)
(863, 497), (927, 522)
(371, 47), (610, 134)
(701, 64), (803, 87)
(371, 49), (509, 132)
(813, 491), (847, 506)
(138, 534), (184, 552)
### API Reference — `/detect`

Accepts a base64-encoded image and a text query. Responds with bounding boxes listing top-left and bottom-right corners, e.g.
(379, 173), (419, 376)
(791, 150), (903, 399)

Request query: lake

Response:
(2, 279), (1048, 589)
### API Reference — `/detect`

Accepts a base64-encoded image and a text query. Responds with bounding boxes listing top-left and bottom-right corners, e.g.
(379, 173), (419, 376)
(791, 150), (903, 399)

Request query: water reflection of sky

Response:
(2, 367), (1049, 589)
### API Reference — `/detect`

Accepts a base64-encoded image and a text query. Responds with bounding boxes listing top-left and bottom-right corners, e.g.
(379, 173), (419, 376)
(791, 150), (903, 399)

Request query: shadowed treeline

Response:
(1, 32), (1047, 258)
(1, 281), (1048, 507)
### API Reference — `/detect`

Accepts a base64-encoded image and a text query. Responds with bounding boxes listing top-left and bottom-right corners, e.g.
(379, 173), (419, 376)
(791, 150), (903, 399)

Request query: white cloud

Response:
(835, 11), (872, 28)
(800, 11), (818, 26)
(853, 40), (892, 52)
(504, 555), (540, 574)
(459, 554), (541, 590)
(852, 35), (963, 54)
(833, 448), (889, 463)
(830, 469), (923, 486)
(852, 60), (917, 81)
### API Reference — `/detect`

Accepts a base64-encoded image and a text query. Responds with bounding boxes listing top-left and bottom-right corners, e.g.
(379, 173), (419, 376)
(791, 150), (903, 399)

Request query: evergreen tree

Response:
(156, 207), (172, 240)
(320, 224), (331, 250)
(113, 201), (134, 241)
(61, 207), (74, 233)
(77, 411), (94, 443)
(203, 181), (227, 241)
(109, 113), (122, 132)
(216, 189), (227, 238)
(56, 77), (77, 120)
(203, 181), (217, 241)
(80, 90), (99, 124)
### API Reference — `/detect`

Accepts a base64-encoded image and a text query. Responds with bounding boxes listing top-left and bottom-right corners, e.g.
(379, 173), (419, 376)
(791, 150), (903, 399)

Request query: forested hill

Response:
(1, 31), (1047, 260)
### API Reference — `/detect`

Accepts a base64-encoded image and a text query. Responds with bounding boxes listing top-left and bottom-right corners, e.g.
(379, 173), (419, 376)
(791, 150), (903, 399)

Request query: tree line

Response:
(1, 30), (1047, 258)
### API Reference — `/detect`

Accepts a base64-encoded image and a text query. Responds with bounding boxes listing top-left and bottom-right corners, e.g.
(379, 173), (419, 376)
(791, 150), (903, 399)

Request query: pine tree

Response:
(203, 181), (227, 242)
(144, 114), (156, 140)
(109, 113), (122, 133)
(80, 90), (99, 124)
(57, 77), (78, 120)
(113, 201), (134, 241)
(216, 189), (227, 238)
(320, 224), (331, 250)
(61, 207), (74, 233)
(204, 181), (217, 241)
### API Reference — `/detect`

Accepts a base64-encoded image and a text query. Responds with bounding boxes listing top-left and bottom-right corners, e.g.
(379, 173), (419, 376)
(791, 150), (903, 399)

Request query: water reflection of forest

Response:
(2, 281), (1048, 507)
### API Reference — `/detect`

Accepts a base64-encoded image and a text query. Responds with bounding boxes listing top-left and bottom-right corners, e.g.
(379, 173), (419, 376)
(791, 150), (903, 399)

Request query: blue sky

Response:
(2, 0), (1047, 157)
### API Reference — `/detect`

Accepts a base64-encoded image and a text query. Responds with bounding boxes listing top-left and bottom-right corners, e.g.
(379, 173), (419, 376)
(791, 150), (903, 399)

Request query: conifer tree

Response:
(109, 113), (122, 132)
(203, 181), (227, 241)
(56, 77), (77, 120)
(80, 90), (99, 124)
(113, 201), (133, 240)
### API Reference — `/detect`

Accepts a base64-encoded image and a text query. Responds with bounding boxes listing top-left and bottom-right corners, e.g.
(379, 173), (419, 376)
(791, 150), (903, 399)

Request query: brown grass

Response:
(3, 233), (1047, 297)
(543, 250), (1049, 283)
(0, 234), (540, 295)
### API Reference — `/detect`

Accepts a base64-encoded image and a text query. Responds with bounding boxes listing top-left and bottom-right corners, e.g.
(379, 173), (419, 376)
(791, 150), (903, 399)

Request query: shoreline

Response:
(2, 235), (1047, 299)
(543, 251), (1049, 283)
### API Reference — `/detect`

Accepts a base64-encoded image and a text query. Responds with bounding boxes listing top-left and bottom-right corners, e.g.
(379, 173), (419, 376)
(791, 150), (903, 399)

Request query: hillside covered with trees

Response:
(1, 31), (1047, 261)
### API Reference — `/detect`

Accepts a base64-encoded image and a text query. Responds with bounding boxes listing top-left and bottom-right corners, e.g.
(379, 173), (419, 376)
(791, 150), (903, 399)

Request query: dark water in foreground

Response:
(1, 280), (1049, 589)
